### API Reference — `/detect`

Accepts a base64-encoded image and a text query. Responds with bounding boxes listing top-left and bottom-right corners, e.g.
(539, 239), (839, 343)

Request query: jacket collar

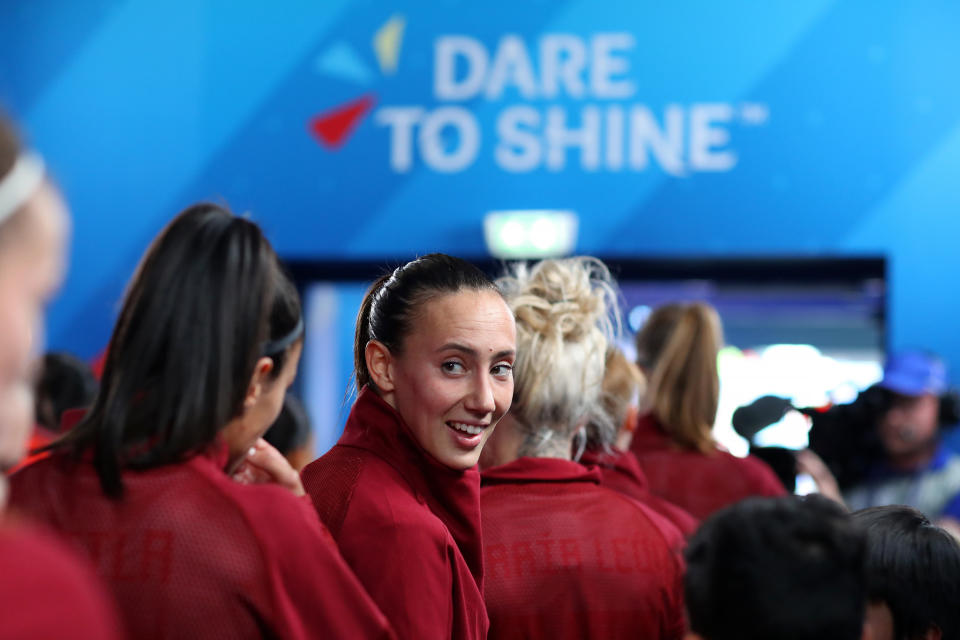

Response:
(339, 386), (485, 587)
(579, 447), (650, 490)
(629, 412), (672, 454)
(481, 456), (603, 486)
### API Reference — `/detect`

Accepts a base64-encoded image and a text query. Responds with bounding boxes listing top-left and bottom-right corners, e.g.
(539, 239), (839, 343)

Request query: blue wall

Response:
(3, 1), (960, 378)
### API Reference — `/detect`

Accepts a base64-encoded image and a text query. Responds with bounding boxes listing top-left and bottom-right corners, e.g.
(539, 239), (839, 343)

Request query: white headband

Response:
(0, 152), (45, 225)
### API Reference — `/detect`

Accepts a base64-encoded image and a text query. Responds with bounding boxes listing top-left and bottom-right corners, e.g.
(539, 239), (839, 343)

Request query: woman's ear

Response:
(244, 357), (275, 408)
(365, 340), (395, 393)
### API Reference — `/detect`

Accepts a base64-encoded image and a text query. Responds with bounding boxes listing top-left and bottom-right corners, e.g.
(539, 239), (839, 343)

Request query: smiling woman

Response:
(302, 253), (517, 640)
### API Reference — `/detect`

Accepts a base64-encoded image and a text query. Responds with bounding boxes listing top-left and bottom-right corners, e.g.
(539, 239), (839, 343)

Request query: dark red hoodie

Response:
(579, 448), (699, 537)
(0, 518), (123, 639)
(10, 440), (394, 640)
(301, 387), (488, 640)
(629, 412), (786, 521)
(480, 457), (686, 640)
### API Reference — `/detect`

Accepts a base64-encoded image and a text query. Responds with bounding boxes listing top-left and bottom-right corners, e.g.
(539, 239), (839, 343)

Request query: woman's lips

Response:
(446, 421), (488, 449)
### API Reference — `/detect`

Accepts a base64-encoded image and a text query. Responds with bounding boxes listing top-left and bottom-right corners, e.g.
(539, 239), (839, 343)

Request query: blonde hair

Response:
(588, 347), (645, 449)
(635, 302), (721, 454)
(498, 257), (619, 457)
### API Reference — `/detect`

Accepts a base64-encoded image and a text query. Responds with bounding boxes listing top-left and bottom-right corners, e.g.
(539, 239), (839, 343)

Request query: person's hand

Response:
(796, 448), (845, 506)
(232, 438), (305, 497)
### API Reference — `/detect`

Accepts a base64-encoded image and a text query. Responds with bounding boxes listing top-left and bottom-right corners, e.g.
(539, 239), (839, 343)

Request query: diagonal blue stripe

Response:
(0, 0), (126, 115)
(33, 0), (354, 356)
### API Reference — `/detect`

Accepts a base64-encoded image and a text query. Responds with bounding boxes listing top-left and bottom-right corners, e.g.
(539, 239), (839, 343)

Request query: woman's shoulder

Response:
(9, 450), (71, 485)
(735, 453), (788, 494)
(303, 445), (442, 526)
(686, 448), (786, 495)
(0, 521), (123, 639)
(201, 464), (323, 532)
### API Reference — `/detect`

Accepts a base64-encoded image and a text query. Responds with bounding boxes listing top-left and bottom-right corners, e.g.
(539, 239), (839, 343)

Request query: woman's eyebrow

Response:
(435, 342), (476, 355)
(435, 344), (516, 361)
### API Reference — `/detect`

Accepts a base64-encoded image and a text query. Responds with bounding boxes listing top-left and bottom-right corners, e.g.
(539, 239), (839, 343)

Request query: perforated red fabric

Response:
(302, 388), (488, 640)
(480, 457), (686, 640)
(0, 519), (123, 639)
(580, 448), (699, 538)
(9, 441), (394, 640)
(629, 413), (786, 521)
(307, 446), (365, 540)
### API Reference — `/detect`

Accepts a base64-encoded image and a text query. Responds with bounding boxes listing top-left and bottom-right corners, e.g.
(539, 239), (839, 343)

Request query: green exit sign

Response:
(483, 210), (578, 259)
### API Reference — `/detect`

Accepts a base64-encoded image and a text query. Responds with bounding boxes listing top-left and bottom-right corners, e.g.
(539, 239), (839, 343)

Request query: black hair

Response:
(685, 495), (867, 640)
(263, 394), (311, 456)
(353, 253), (499, 391)
(852, 506), (960, 640)
(35, 352), (98, 432)
(49, 203), (302, 497)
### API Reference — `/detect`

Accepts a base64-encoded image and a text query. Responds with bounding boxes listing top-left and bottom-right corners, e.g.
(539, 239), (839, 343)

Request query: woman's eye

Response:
(442, 361), (465, 374)
(491, 363), (513, 378)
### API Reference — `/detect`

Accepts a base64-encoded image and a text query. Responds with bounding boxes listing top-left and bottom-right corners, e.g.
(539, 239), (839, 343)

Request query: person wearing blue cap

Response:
(843, 350), (960, 534)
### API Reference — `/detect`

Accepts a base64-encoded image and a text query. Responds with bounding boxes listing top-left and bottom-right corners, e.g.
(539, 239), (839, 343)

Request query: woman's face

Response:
(223, 342), (302, 470)
(385, 289), (516, 470)
(0, 381), (35, 471)
(0, 185), (68, 467)
(0, 186), (67, 386)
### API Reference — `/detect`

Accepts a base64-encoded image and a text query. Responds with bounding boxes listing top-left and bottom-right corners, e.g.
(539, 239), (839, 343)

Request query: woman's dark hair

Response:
(852, 506), (960, 640)
(353, 253), (498, 391)
(35, 352), (98, 432)
(264, 394), (311, 456)
(51, 203), (302, 497)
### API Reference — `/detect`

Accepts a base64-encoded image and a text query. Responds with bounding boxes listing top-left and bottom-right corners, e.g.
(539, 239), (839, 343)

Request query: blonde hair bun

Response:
(498, 257), (620, 447)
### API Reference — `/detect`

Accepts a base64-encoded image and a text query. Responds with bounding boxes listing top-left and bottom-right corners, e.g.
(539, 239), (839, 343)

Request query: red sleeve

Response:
(240, 488), (396, 640)
(0, 523), (125, 640)
(339, 508), (456, 640)
(616, 496), (688, 639)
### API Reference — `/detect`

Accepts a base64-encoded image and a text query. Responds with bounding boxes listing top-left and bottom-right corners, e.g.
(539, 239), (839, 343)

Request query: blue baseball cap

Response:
(879, 350), (947, 396)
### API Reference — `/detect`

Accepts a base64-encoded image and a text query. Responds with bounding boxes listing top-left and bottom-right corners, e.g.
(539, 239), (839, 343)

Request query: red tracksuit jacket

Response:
(629, 413), (786, 521)
(580, 448), (699, 537)
(480, 457), (686, 640)
(0, 518), (123, 639)
(9, 441), (394, 640)
(301, 387), (488, 640)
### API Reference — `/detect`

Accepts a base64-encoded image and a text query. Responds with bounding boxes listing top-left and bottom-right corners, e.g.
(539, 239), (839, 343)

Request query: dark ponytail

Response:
(50, 203), (300, 497)
(353, 254), (498, 393)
